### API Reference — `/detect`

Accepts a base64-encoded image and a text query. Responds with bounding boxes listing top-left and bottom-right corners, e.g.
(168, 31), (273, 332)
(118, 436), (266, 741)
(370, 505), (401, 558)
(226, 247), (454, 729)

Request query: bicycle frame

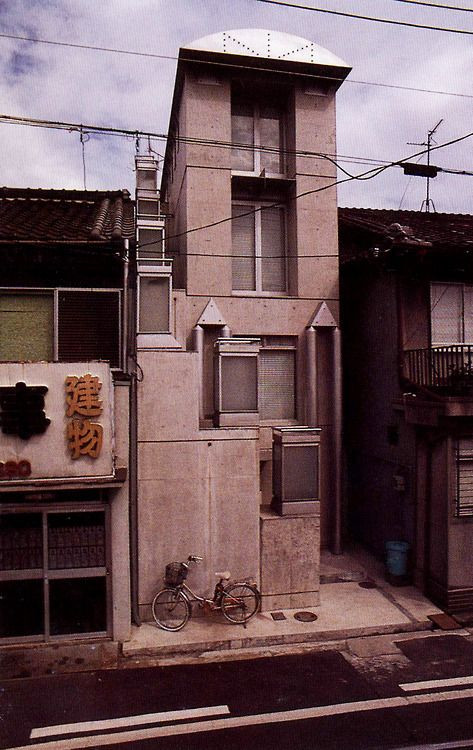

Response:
(177, 580), (225, 610)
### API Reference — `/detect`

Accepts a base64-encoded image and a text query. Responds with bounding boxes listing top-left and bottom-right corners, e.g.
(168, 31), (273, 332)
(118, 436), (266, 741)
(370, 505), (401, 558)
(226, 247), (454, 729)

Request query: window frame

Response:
(0, 287), (122, 368)
(231, 97), (286, 177)
(231, 200), (288, 295)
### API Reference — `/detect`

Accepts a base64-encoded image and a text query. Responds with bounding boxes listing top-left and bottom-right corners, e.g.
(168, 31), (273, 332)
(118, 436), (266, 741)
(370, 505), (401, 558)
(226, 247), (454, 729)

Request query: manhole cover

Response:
(358, 580), (377, 589)
(294, 611), (318, 622)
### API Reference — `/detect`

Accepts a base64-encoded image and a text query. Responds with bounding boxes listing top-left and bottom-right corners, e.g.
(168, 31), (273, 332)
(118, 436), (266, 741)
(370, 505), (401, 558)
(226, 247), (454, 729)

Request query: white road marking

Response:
(400, 675), (473, 692)
(29, 705), (230, 738)
(6, 687), (473, 750)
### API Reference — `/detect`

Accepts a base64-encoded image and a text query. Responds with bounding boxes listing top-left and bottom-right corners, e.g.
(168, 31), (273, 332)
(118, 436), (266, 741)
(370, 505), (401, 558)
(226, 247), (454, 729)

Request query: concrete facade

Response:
(136, 30), (350, 615)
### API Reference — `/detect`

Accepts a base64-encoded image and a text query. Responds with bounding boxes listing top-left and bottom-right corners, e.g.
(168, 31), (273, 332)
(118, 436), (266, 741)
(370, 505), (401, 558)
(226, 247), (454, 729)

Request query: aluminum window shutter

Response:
(58, 290), (120, 367)
(259, 349), (295, 420)
(261, 206), (286, 292)
(457, 438), (473, 517)
(232, 205), (256, 290)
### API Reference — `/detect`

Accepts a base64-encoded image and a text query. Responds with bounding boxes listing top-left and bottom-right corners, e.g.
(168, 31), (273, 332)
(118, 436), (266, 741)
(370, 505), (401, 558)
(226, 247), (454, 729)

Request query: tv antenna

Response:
(407, 119), (443, 212)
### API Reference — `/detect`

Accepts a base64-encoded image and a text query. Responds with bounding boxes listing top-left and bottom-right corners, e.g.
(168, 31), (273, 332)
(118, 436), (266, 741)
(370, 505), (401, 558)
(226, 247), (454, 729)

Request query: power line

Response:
(161, 128), (473, 247)
(391, 0), (473, 11)
(0, 31), (472, 100)
(2, 113), (472, 185)
(0, 113), (400, 177)
(255, 0), (473, 34)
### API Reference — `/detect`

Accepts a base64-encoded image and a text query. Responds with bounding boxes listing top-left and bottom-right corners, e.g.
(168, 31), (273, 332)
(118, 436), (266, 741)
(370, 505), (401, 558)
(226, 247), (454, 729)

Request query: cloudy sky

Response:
(0, 0), (472, 212)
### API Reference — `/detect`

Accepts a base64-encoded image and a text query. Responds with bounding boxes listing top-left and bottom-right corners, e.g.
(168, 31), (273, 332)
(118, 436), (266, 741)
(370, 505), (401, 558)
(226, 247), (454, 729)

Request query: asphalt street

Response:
(3, 634), (473, 749)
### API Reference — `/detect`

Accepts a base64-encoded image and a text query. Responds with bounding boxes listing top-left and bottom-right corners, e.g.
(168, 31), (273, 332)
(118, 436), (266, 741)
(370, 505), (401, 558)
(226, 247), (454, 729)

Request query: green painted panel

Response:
(0, 294), (54, 361)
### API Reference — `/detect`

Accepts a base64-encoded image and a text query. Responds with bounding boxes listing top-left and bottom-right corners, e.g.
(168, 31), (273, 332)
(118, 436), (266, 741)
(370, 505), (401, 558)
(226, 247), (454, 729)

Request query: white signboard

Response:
(0, 362), (114, 481)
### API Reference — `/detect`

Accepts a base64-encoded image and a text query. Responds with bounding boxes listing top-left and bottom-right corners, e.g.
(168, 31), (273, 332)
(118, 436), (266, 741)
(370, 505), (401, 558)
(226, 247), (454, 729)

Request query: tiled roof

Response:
(339, 207), (473, 250)
(0, 187), (134, 243)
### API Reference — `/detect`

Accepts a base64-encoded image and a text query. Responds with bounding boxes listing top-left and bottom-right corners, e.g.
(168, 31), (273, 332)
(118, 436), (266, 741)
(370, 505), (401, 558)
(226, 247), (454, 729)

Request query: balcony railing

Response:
(403, 345), (473, 393)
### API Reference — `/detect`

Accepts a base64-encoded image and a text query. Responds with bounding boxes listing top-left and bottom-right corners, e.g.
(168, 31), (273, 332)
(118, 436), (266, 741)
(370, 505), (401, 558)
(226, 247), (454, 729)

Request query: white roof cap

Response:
(183, 29), (349, 68)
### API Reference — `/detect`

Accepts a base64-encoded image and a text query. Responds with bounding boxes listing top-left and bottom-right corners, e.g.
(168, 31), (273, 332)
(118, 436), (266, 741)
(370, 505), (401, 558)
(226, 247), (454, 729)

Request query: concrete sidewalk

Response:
(121, 546), (442, 663)
(0, 547), (444, 679)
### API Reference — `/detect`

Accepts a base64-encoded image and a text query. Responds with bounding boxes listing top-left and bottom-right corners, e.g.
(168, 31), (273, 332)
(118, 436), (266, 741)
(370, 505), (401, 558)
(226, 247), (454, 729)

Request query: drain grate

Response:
(270, 611), (287, 621)
(294, 611), (318, 623)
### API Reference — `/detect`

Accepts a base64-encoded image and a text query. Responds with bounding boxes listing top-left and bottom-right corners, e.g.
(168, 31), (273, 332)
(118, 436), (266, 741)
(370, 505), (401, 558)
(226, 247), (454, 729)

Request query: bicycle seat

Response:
(215, 570), (231, 580)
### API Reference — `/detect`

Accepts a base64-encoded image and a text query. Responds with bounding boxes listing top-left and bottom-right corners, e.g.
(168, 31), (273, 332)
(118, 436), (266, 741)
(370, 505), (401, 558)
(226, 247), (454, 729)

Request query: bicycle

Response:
(152, 555), (261, 631)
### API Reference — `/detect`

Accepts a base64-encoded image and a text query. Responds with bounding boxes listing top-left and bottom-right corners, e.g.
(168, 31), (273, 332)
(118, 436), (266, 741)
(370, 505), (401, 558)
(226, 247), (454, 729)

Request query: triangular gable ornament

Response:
(307, 302), (337, 328)
(196, 298), (227, 327)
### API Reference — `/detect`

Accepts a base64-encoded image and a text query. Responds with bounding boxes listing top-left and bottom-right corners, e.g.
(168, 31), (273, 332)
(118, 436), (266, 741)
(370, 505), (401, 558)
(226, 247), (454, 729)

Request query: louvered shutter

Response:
(261, 206), (286, 292)
(232, 205), (256, 290)
(259, 349), (295, 419)
(58, 290), (120, 367)
(457, 438), (473, 516)
(431, 283), (462, 343)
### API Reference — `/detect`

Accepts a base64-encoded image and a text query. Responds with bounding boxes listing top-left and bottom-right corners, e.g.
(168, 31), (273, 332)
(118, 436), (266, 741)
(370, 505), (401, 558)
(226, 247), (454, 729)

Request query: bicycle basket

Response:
(165, 562), (187, 586)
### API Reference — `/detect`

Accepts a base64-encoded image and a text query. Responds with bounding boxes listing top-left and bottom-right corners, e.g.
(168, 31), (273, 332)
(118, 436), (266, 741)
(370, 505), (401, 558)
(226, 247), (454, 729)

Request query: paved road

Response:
(3, 633), (473, 749)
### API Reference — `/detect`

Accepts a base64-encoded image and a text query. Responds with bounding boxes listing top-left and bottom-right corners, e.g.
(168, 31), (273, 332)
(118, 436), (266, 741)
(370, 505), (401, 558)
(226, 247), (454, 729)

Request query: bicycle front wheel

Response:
(152, 588), (190, 631)
(222, 583), (260, 624)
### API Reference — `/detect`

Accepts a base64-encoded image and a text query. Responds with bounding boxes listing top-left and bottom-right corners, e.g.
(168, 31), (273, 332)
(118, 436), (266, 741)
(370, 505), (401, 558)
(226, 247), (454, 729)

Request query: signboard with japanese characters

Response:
(0, 363), (114, 480)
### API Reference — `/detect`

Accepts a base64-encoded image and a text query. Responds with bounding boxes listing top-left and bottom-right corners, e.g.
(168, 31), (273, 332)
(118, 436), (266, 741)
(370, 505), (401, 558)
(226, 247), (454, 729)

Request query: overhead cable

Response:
(0, 32), (472, 100)
(255, 0), (473, 34)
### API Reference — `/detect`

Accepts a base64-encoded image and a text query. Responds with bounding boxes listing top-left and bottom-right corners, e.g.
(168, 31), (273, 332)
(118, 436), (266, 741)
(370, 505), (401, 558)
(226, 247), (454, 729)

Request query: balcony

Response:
(401, 346), (473, 424)
(403, 345), (473, 394)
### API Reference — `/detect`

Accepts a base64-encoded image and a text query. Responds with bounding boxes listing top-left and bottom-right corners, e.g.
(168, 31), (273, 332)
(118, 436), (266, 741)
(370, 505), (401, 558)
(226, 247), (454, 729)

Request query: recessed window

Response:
(231, 96), (284, 174)
(232, 203), (287, 293)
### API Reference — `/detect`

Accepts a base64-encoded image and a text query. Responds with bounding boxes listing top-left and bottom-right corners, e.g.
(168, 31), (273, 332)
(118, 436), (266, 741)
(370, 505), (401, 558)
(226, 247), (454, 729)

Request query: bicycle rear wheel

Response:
(152, 588), (190, 631)
(221, 583), (260, 624)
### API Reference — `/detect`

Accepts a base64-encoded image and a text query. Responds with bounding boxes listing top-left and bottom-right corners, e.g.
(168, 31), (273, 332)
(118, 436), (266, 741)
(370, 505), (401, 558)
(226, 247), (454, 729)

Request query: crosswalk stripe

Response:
(30, 705), (230, 738)
(400, 676), (473, 692)
(7, 687), (473, 750)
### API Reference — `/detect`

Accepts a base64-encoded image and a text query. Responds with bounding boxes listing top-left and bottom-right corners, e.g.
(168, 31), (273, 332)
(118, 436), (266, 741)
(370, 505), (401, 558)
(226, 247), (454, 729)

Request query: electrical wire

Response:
(390, 0), (473, 11)
(2, 113), (473, 179)
(160, 127), (473, 248)
(0, 113), (401, 174)
(255, 0), (473, 34)
(0, 31), (472, 100)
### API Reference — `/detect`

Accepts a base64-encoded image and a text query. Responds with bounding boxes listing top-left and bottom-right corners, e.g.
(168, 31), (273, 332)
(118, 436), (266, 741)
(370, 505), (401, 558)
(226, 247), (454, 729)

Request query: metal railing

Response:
(403, 345), (473, 392)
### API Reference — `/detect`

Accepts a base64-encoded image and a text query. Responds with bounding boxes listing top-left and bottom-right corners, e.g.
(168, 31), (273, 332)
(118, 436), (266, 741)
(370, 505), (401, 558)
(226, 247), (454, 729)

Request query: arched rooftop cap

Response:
(183, 29), (349, 68)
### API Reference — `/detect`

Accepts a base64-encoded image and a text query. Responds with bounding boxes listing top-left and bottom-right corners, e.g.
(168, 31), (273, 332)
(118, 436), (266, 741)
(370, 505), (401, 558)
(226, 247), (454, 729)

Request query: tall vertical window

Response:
(231, 97), (284, 174)
(232, 203), (287, 293)
(431, 283), (473, 344)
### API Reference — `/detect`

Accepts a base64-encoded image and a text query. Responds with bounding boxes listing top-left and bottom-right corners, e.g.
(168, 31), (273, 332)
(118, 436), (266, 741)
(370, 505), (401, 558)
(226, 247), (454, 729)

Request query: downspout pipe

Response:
(332, 327), (343, 555)
(124, 238), (141, 626)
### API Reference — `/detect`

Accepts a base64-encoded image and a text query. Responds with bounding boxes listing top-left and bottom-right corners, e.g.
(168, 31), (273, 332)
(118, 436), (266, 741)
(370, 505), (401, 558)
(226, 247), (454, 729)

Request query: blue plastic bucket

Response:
(385, 541), (409, 576)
